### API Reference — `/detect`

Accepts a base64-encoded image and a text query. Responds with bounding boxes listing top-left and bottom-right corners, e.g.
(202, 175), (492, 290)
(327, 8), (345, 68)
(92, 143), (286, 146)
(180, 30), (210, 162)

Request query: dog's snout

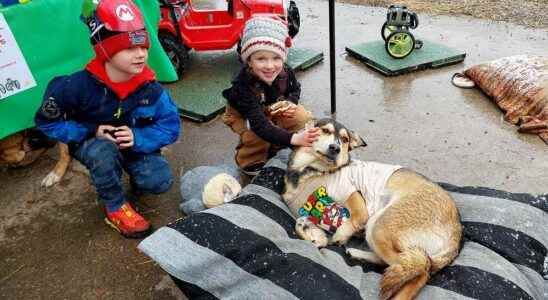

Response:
(328, 144), (340, 154)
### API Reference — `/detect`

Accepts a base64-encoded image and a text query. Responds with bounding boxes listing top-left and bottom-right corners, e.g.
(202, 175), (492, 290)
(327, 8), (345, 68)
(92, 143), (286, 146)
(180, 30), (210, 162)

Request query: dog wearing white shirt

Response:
(282, 118), (462, 300)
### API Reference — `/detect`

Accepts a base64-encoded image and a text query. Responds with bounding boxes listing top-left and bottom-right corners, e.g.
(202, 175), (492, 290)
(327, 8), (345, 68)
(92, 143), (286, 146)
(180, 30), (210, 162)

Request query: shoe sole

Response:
(451, 72), (476, 89)
(104, 217), (153, 239)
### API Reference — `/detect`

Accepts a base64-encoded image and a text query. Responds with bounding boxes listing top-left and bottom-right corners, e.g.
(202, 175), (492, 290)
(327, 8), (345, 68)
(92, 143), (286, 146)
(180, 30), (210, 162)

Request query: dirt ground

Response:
(1, 0), (547, 299)
(345, 0), (548, 28)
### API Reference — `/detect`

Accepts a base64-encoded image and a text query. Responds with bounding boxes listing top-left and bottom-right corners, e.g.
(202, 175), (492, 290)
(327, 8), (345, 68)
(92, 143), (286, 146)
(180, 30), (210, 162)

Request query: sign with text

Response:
(0, 13), (36, 100)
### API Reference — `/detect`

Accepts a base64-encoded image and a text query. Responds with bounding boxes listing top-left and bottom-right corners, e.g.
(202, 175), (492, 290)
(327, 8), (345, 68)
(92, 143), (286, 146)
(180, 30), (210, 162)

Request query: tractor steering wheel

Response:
(409, 12), (419, 29)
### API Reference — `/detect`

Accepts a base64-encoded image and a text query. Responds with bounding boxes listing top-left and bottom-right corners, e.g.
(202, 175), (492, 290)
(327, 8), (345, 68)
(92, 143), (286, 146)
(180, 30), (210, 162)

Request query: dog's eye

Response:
(341, 136), (349, 143)
(322, 128), (330, 134)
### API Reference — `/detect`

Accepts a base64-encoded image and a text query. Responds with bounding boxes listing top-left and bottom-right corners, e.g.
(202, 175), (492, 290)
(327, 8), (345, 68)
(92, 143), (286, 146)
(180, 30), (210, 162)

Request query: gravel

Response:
(340, 0), (548, 28)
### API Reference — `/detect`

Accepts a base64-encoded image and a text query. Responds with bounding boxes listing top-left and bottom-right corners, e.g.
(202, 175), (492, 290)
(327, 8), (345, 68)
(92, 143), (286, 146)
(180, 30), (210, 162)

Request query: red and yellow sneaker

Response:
(104, 202), (151, 238)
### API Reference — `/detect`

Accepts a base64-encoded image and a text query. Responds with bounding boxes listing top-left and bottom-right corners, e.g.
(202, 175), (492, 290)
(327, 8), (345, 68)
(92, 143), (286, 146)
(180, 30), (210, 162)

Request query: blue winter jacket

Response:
(35, 70), (180, 153)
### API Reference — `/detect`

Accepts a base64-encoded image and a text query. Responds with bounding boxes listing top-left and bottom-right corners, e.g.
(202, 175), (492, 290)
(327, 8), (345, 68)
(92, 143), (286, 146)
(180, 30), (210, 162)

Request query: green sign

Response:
(0, 0), (177, 139)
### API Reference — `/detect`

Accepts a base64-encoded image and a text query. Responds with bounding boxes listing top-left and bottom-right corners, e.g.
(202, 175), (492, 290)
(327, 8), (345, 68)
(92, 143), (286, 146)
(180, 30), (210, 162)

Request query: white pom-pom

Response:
(202, 173), (242, 208)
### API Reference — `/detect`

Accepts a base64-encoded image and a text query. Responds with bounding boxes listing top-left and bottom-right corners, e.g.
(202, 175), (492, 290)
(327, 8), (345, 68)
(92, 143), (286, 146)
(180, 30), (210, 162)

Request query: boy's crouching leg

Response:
(72, 138), (125, 209)
(74, 138), (152, 238)
(127, 153), (174, 195)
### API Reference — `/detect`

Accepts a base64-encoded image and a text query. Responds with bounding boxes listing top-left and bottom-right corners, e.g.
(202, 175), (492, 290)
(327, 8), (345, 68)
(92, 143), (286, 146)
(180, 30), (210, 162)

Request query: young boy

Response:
(34, 0), (180, 238)
(222, 17), (320, 176)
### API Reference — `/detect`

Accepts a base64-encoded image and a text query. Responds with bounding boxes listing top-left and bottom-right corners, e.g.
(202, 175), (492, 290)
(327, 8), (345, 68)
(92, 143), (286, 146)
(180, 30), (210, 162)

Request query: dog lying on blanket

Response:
(282, 118), (463, 300)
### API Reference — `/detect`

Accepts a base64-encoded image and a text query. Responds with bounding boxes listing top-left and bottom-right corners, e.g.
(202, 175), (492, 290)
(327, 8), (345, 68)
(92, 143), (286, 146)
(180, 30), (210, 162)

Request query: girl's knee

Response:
(294, 105), (313, 124)
(223, 107), (247, 135)
(276, 105), (312, 132)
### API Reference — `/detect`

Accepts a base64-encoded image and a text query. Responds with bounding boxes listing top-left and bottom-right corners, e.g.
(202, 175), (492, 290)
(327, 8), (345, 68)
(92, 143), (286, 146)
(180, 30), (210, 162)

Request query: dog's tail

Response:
(379, 247), (431, 300)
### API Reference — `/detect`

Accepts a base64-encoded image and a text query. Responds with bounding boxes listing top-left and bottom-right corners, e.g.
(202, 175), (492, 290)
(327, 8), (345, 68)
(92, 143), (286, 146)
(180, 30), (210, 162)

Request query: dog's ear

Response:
(348, 130), (367, 150)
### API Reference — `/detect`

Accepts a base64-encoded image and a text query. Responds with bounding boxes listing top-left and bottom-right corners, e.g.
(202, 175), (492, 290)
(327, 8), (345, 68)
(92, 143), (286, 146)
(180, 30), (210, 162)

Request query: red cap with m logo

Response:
(96, 0), (145, 32)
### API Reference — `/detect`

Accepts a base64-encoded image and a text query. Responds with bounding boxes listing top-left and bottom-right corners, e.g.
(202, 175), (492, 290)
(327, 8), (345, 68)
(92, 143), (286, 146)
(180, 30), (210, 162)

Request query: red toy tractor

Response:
(158, 0), (300, 77)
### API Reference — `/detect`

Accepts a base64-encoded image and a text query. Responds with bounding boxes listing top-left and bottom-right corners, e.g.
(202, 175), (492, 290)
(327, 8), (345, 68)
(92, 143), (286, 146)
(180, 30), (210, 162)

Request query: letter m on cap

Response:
(116, 5), (135, 21)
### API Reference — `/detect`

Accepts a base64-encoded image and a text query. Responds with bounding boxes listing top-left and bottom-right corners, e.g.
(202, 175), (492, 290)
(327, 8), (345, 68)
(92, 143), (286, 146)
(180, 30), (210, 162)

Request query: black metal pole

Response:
(329, 0), (336, 115)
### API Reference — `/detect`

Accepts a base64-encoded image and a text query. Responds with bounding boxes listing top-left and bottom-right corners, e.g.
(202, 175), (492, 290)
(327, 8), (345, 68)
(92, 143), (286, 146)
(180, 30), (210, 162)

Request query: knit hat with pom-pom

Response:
(240, 17), (292, 63)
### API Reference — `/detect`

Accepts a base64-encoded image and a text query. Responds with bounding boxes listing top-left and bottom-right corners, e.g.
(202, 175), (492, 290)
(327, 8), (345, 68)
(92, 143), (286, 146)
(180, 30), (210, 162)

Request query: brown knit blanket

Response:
(464, 55), (548, 144)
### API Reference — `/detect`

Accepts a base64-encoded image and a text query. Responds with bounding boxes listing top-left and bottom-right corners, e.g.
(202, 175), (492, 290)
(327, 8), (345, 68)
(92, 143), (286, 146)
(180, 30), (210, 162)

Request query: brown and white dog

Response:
(282, 118), (462, 300)
(40, 142), (71, 187)
(0, 131), (70, 187)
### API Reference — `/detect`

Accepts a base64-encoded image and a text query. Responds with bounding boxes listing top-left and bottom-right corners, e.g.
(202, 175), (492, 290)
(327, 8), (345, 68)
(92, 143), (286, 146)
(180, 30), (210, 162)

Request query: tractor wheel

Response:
(385, 30), (415, 59)
(381, 22), (407, 41)
(287, 0), (300, 38)
(158, 33), (190, 78)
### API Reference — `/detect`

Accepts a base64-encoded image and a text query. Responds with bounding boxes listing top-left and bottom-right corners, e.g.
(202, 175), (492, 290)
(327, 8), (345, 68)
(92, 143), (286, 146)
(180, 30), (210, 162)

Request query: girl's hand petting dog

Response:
(291, 127), (320, 146)
(96, 125), (134, 149)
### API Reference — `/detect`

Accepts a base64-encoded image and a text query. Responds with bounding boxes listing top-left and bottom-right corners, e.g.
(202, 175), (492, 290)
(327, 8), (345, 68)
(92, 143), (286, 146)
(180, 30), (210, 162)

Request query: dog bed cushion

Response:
(464, 55), (548, 144)
(138, 150), (548, 300)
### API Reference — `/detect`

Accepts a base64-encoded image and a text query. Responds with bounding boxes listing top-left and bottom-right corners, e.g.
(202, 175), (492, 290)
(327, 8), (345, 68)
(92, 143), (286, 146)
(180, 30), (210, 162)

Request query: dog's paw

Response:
(345, 248), (383, 264)
(330, 223), (354, 246)
(295, 216), (308, 230)
(330, 234), (350, 246)
(41, 171), (61, 187)
(295, 217), (328, 248)
(310, 231), (329, 248)
(346, 248), (363, 259)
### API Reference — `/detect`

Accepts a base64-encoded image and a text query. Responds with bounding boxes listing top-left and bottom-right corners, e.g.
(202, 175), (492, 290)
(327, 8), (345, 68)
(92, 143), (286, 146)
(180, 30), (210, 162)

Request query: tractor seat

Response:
(191, 0), (228, 11)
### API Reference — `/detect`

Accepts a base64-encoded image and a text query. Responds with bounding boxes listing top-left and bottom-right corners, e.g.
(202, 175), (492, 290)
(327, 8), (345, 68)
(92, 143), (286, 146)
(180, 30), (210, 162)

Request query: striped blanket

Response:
(139, 150), (548, 300)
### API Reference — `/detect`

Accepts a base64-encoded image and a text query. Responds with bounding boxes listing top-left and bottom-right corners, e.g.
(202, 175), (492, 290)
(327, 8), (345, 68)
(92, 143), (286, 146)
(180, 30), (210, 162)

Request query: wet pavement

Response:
(1, 0), (547, 299)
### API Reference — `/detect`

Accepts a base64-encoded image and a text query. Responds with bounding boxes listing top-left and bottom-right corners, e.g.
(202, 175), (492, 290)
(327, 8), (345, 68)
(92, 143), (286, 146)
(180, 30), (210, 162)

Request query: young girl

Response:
(222, 17), (319, 175)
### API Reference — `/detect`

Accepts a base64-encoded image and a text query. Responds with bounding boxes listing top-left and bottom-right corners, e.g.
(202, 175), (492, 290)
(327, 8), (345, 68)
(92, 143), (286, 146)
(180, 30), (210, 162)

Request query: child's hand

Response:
(291, 127), (320, 146)
(268, 100), (291, 116)
(281, 103), (297, 118)
(96, 125), (118, 143)
(113, 126), (134, 149)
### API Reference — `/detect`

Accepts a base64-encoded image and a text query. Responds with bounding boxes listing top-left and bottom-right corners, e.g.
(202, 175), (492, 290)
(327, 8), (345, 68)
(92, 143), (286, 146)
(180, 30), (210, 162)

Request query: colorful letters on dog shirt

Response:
(298, 186), (350, 233)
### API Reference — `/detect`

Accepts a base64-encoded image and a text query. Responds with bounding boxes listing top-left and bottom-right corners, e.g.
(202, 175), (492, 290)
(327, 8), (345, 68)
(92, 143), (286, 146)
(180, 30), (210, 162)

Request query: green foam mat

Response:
(345, 40), (465, 76)
(287, 48), (324, 71)
(165, 47), (323, 122)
